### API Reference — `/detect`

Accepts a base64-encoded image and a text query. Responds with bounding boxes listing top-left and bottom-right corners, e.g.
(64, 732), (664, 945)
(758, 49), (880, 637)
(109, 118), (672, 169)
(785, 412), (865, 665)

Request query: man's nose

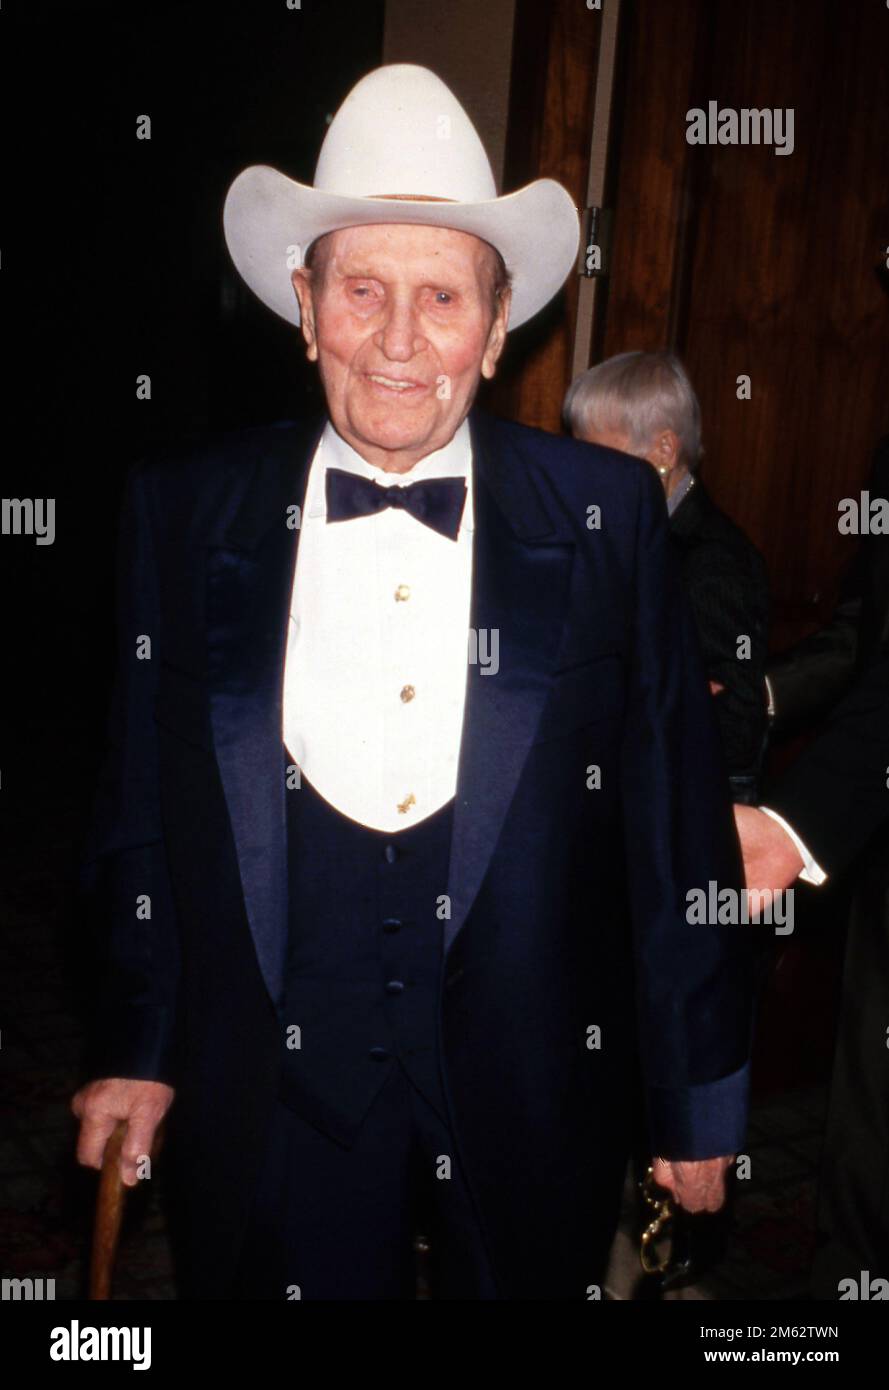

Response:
(377, 298), (425, 363)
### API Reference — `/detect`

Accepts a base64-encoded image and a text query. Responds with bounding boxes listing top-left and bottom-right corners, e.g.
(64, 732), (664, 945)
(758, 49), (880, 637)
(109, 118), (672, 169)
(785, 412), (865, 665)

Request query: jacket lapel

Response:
(444, 411), (575, 955)
(205, 408), (575, 987)
(206, 416), (325, 1009)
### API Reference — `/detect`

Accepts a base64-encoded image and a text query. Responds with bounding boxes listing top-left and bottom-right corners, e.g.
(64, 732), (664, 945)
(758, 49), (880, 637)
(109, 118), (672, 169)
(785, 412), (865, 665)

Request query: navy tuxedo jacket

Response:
(82, 407), (756, 1297)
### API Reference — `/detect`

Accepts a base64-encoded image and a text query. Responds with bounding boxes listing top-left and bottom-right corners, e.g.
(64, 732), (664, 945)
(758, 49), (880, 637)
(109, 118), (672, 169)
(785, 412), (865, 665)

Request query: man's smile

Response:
(364, 372), (428, 396)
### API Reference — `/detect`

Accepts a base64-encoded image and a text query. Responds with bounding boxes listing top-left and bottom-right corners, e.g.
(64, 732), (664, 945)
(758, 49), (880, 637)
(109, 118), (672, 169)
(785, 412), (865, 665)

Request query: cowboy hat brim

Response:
(223, 165), (580, 331)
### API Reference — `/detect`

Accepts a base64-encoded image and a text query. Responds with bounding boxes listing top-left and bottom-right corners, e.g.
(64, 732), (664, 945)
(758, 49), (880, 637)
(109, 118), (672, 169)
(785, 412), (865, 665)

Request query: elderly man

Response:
(72, 65), (755, 1300)
(565, 351), (770, 803)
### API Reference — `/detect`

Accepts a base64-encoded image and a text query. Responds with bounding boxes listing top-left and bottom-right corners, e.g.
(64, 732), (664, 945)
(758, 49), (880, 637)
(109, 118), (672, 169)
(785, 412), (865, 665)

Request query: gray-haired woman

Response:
(565, 350), (769, 804)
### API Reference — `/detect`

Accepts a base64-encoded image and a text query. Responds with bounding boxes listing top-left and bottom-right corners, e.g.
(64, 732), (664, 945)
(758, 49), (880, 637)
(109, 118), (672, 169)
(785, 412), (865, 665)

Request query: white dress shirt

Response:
(282, 418), (474, 833)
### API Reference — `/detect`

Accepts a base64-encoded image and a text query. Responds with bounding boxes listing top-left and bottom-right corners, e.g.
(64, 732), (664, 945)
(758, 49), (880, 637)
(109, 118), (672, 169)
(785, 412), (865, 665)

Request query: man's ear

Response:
(481, 288), (511, 380)
(291, 268), (319, 362)
(648, 428), (681, 472)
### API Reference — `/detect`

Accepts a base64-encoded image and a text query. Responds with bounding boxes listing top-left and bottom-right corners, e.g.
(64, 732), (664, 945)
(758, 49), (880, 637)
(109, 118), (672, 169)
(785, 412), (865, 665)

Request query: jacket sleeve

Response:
(681, 541), (770, 785)
(620, 466), (757, 1159)
(765, 647), (889, 877)
(79, 461), (181, 1086)
(767, 589), (862, 733)
(768, 443), (889, 732)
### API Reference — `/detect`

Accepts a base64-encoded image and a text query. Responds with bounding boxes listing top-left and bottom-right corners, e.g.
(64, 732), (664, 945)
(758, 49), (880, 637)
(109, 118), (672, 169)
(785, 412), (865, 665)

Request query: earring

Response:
(657, 467), (668, 476)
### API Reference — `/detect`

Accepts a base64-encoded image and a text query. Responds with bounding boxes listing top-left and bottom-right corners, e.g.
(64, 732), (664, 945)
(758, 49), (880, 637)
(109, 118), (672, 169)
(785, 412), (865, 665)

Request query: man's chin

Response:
(341, 414), (447, 466)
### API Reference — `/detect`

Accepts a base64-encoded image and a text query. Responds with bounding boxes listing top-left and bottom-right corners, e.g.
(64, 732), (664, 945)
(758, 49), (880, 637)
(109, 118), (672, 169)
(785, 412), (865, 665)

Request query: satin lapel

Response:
(444, 412), (575, 955)
(207, 417), (325, 1009)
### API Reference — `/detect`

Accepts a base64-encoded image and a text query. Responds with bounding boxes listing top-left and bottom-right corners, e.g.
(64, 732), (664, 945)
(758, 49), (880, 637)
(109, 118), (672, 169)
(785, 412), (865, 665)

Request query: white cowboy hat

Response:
(223, 63), (580, 331)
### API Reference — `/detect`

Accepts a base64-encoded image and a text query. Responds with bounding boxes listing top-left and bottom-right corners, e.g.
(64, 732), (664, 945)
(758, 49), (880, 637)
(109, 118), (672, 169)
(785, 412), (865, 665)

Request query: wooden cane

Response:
(89, 1117), (167, 1300)
(89, 1120), (127, 1300)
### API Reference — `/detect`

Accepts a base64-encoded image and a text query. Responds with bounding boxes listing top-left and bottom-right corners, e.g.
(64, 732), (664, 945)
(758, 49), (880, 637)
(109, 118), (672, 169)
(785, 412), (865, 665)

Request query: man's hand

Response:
(71, 1078), (175, 1187)
(733, 804), (804, 913)
(651, 1155), (733, 1213)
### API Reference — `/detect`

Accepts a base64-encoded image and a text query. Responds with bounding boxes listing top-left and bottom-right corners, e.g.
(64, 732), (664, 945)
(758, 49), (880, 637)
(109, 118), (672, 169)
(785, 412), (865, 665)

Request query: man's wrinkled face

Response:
(291, 223), (510, 473)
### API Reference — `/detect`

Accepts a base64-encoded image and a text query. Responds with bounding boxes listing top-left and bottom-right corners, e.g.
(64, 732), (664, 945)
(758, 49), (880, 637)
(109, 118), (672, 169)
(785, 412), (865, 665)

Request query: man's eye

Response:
(434, 291), (453, 305)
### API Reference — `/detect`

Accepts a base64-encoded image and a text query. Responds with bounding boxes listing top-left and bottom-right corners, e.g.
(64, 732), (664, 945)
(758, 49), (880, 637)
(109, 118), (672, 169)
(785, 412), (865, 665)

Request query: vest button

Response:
(385, 979), (405, 995)
(382, 917), (404, 933)
(383, 844), (399, 864)
(368, 1046), (391, 1062)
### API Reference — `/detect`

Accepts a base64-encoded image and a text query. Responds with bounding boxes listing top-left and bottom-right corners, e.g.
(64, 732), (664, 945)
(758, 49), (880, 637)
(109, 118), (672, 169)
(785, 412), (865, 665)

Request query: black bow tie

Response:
(325, 467), (467, 542)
